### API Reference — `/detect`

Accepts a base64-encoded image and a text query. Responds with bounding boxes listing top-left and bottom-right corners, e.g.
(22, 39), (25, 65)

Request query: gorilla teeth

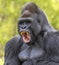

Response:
(20, 31), (31, 43)
(20, 31), (29, 36)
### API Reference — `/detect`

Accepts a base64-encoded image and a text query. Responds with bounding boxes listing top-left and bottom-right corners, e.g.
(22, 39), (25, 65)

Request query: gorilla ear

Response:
(37, 9), (56, 32)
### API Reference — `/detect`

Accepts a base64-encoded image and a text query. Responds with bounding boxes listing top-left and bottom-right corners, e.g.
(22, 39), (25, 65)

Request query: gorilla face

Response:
(18, 18), (33, 43)
(18, 11), (41, 44)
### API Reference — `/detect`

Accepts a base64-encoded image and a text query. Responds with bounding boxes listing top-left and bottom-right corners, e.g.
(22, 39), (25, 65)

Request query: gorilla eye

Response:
(18, 20), (31, 25)
(18, 21), (24, 24)
(26, 20), (31, 24)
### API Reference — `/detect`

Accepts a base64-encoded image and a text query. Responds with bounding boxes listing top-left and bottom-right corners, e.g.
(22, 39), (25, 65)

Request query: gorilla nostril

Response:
(22, 26), (26, 29)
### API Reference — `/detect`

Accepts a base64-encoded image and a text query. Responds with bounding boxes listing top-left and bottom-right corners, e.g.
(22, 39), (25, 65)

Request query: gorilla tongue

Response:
(21, 32), (31, 43)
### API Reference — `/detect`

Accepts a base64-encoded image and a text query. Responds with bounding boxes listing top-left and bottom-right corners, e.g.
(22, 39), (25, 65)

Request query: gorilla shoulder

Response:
(5, 35), (21, 50)
(43, 31), (59, 53)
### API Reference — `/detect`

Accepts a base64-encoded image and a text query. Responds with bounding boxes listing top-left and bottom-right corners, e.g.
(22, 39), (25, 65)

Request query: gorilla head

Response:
(18, 2), (56, 44)
(18, 10), (41, 44)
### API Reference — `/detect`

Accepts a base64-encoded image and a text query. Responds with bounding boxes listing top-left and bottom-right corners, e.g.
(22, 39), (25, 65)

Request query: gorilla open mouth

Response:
(20, 31), (31, 43)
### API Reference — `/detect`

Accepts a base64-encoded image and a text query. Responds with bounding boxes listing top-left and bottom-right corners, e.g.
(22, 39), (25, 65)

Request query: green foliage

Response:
(0, 58), (4, 65)
(0, 0), (59, 64)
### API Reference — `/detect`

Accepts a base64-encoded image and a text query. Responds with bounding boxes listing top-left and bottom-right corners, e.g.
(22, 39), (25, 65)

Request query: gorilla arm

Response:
(43, 32), (59, 62)
(4, 35), (21, 65)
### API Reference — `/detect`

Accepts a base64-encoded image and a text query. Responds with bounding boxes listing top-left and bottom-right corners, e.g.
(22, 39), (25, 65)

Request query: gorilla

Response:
(4, 2), (59, 65)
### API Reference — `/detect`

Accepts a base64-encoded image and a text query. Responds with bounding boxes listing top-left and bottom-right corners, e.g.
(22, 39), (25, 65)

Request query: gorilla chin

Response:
(20, 31), (31, 43)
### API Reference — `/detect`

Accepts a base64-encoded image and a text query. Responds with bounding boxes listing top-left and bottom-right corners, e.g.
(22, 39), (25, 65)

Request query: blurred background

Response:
(0, 0), (59, 65)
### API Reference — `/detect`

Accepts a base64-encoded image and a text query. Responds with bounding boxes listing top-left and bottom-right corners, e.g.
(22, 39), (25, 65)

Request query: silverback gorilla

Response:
(4, 2), (59, 65)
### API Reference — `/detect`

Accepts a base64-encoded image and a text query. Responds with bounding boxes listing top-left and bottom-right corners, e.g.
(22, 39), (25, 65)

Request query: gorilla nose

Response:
(22, 26), (26, 29)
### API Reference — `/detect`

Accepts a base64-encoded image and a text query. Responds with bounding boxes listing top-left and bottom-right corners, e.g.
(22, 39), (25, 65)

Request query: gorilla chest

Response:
(18, 45), (44, 61)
